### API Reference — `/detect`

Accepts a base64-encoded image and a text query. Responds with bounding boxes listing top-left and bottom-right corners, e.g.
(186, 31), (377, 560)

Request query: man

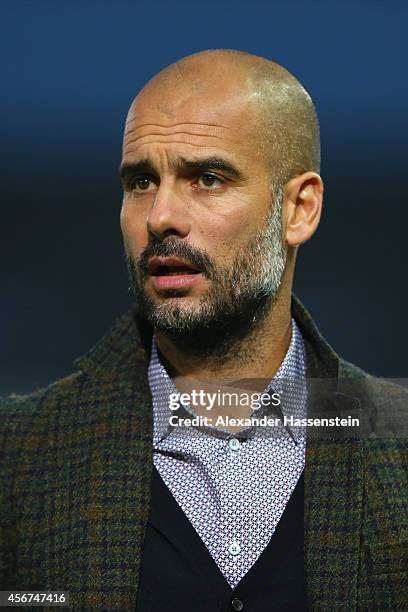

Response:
(0, 50), (407, 611)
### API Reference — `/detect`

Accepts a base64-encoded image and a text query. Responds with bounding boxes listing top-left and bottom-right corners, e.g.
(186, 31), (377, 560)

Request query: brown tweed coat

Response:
(0, 295), (407, 610)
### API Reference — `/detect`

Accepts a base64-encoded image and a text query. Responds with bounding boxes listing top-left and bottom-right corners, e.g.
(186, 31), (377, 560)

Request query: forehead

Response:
(122, 89), (263, 165)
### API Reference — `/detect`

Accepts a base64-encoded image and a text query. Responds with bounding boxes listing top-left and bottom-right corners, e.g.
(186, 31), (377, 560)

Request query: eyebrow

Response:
(119, 159), (157, 182)
(119, 156), (243, 182)
(174, 156), (243, 180)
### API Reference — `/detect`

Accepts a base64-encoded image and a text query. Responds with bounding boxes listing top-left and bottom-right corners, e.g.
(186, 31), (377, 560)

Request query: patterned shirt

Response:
(148, 318), (307, 588)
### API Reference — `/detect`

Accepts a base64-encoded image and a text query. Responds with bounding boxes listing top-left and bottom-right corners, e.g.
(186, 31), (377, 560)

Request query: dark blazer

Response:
(0, 295), (407, 610)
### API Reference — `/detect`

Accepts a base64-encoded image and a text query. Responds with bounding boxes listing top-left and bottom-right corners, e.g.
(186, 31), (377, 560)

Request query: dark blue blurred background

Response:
(1, 0), (407, 394)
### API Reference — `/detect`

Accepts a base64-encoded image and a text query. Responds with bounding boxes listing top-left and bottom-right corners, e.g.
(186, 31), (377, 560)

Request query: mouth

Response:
(147, 257), (203, 291)
(148, 257), (201, 276)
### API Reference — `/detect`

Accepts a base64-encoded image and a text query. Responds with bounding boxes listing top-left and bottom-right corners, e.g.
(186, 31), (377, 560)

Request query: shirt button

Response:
(229, 541), (241, 556)
(228, 438), (240, 451)
(231, 597), (244, 611)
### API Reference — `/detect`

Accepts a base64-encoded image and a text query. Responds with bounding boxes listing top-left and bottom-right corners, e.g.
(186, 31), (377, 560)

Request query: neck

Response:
(154, 286), (292, 381)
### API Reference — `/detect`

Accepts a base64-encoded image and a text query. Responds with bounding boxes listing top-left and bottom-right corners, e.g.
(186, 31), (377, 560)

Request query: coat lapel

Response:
(292, 296), (363, 610)
(73, 310), (154, 609)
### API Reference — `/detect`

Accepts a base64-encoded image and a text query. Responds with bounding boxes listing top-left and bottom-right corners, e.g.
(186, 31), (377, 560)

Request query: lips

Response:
(147, 257), (201, 276)
(147, 256), (203, 291)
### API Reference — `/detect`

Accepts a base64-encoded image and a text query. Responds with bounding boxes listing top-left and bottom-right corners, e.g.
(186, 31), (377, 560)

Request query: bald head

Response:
(128, 49), (320, 190)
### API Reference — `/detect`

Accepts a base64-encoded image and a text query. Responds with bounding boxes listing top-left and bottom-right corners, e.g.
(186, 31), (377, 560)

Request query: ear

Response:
(283, 172), (324, 247)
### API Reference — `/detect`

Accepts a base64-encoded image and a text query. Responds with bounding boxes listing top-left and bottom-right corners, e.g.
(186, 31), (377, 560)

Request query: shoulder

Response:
(0, 372), (88, 508)
(0, 350), (150, 459)
(0, 372), (86, 452)
(330, 360), (408, 540)
(338, 356), (408, 405)
(337, 356), (407, 462)
(341, 358), (408, 493)
(1, 369), (83, 407)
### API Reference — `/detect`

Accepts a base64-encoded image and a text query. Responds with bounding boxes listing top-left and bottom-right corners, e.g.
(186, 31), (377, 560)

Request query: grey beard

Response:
(126, 189), (286, 360)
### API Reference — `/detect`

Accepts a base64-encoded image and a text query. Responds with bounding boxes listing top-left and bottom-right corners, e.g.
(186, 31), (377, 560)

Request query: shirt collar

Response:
(148, 317), (307, 445)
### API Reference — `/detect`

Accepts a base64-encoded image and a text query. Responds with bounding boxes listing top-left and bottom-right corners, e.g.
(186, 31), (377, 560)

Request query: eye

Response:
(128, 176), (156, 193)
(197, 173), (224, 190)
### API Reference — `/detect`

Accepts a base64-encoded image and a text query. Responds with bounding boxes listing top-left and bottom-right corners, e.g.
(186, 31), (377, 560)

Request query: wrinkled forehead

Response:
(123, 85), (262, 154)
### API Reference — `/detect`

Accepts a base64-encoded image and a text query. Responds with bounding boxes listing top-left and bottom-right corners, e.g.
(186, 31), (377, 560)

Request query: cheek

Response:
(197, 203), (259, 256)
(120, 200), (148, 255)
(202, 182), (269, 238)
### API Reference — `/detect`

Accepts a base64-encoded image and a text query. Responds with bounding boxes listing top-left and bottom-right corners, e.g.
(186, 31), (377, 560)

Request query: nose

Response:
(146, 184), (190, 240)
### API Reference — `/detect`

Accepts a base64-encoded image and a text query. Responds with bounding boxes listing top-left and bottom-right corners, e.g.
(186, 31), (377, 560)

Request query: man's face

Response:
(120, 84), (286, 353)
